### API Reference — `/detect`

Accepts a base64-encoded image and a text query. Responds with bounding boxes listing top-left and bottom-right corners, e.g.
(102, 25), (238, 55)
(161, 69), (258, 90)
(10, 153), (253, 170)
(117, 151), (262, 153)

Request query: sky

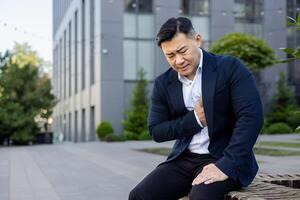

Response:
(0, 0), (52, 62)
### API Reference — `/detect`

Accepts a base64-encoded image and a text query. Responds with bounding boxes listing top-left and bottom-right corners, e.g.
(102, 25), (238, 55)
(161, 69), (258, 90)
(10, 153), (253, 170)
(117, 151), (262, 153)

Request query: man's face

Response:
(161, 33), (202, 80)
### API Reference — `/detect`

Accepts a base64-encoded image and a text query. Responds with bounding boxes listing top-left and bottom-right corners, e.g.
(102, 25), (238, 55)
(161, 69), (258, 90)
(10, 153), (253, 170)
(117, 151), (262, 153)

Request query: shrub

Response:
(96, 121), (114, 140)
(264, 123), (293, 134)
(138, 130), (151, 140)
(124, 131), (139, 140)
(12, 131), (35, 145)
(286, 110), (300, 130)
(123, 68), (149, 137)
(103, 134), (125, 142)
(211, 32), (277, 71)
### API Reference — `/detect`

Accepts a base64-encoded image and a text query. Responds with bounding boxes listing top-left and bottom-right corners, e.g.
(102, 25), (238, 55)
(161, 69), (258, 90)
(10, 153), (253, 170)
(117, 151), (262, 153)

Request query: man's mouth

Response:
(179, 64), (189, 71)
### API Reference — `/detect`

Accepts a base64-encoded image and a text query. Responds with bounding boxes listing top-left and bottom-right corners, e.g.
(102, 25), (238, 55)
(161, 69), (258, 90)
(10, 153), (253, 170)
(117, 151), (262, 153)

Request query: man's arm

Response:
(214, 58), (264, 180)
(148, 79), (202, 142)
(193, 57), (263, 185)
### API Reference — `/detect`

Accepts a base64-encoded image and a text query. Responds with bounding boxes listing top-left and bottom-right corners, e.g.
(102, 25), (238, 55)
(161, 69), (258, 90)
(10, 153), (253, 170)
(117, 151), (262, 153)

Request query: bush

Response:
(123, 68), (149, 137)
(295, 127), (300, 133)
(96, 121), (114, 140)
(103, 134), (125, 142)
(264, 123), (293, 134)
(286, 110), (300, 130)
(211, 32), (277, 71)
(12, 131), (35, 145)
(124, 131), (139, 140)
(138, 130), (151, 140)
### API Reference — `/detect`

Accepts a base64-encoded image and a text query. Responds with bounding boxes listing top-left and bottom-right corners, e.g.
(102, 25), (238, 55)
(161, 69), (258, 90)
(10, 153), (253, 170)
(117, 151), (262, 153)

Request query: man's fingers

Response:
(192, 173), (208, 186)
(204, 178), (214, 184)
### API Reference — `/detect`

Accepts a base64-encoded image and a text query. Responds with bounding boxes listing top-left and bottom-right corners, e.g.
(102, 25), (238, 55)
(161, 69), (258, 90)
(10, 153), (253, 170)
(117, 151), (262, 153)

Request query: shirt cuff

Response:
(194, 110), (204, 128)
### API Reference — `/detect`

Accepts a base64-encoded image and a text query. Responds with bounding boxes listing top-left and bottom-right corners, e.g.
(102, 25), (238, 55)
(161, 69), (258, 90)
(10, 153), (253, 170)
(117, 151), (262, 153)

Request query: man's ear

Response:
(195, 34), (202, 48)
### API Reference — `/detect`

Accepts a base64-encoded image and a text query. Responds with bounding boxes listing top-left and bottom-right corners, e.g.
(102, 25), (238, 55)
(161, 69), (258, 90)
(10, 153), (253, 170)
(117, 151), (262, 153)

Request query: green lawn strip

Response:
(138, 147), (300, 157)
(253, 147), (300, 156)
(136, 147), (171, 156)
(257, 141), (300, 148)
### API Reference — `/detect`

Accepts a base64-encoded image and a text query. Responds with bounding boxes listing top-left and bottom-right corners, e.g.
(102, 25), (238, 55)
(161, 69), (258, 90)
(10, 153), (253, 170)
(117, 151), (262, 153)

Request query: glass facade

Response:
(287, 0), (300, 87)
(234, 0), (264, 37)
(180, 0), (211, 48)
(123, 0), (154, 80)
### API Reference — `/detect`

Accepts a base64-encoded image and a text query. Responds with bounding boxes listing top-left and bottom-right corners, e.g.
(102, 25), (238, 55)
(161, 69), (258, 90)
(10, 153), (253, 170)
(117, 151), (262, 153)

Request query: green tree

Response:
(265, 72), (300, 131)
(123, 68), (149, 139)
(0, 43), (56, 145)
(281, 11), (300, 62)
(211, 33), (277, 71)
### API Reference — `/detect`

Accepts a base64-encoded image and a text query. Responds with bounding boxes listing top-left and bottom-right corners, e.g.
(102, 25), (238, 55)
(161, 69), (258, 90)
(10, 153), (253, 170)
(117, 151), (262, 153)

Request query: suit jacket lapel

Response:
(202, 49), (217, 138)
(167, 71), (188, 115)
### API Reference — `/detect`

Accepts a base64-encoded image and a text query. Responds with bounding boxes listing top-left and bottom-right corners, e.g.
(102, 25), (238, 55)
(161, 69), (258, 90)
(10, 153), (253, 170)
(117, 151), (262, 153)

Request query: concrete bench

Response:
(180, 174), (300, 200)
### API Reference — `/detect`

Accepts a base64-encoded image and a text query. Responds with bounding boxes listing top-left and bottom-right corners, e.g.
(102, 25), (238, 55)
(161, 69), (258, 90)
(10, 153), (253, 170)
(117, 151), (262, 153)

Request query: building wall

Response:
(53, 0), (292, 142)
(53, 0), (101, 141)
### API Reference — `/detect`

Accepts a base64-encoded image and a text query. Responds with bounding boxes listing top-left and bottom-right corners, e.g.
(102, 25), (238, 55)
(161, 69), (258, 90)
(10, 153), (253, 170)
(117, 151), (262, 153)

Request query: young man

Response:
(129, 17), (263, 200)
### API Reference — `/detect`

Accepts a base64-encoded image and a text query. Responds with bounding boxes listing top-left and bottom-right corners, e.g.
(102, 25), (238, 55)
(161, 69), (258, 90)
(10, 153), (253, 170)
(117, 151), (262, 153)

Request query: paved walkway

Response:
(0, 134), (300, 200)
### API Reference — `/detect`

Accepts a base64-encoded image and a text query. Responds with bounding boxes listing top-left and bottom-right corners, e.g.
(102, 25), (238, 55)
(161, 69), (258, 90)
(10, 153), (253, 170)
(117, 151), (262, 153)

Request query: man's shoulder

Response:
(214, 53), (240, 67)
(154, 68), (176, 86)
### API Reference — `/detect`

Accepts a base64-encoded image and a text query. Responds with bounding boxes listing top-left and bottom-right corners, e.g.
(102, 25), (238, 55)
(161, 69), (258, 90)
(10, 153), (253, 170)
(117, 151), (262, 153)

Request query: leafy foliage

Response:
(102, 134), (125, 142)
(211, 33), (277, 71)
(264, 72), (300, 133)
(282, 11), (300, 62)
(96, 121), (114, 139)
(0, 43), (56, 145)
(123, 68), (149, 138)
(264, 123), (293, 134)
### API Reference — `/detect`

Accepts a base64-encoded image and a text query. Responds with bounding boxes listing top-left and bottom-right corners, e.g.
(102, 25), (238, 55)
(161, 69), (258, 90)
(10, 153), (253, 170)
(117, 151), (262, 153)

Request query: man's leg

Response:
(188, 178), (241, 200)
(129, 160), (193, 200)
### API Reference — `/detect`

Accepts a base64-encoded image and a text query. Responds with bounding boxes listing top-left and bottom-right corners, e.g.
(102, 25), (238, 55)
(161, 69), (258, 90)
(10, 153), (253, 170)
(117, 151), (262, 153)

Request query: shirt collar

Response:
(178, 48), (203, 85)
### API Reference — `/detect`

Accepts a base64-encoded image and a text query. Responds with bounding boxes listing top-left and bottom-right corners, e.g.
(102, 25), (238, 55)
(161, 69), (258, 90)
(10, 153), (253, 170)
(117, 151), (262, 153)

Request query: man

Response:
(129, 17), (263, 200)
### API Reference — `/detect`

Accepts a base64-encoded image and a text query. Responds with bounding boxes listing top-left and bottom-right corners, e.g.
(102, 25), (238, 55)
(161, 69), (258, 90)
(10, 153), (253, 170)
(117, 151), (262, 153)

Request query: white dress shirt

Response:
(178, 49), (210, 154)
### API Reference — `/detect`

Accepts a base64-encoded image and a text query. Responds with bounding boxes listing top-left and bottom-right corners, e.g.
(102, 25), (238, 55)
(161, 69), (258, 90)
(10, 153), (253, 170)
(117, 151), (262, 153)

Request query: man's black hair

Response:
(156, 17), (196, 47)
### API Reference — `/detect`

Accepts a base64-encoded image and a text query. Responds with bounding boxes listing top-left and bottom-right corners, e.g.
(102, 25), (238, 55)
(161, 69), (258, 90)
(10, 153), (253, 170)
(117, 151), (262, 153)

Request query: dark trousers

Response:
(129, 149), (241, 200)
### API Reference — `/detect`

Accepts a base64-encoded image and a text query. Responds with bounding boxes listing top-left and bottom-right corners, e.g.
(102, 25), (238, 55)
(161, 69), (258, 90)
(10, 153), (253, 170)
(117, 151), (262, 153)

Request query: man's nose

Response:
(175, 55), (184, 65)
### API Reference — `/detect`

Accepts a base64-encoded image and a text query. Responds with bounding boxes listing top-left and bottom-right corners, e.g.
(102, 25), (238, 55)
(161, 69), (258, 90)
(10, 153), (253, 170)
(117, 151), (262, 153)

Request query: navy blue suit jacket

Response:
(148, 49), (264, 187)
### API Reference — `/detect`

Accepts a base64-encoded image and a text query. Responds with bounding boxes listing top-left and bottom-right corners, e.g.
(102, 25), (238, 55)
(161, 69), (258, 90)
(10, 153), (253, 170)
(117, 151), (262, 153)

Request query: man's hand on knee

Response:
(192, 163), (228, 185)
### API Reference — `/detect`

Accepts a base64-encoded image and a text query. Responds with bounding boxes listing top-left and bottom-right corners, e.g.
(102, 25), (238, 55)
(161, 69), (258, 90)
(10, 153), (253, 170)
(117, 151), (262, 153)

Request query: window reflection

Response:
(234, 0), (264, 37)
(181, 0), (209, 16)
(123, 0), (154, 80)
(180, 0), (211, 48)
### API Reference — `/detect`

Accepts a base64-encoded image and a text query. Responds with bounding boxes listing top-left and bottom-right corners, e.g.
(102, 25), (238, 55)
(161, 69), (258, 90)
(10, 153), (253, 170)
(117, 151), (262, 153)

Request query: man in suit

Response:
(129, 17), (264, 200)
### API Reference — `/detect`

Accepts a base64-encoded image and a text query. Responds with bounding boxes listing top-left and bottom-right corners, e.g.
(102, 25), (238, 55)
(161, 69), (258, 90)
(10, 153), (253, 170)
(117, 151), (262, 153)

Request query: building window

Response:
(81, 108), (86, 141)
(181, 0), (209, 16)
(74, 110), (78, 142)
(63, 114), (66, 141)
(123, 0), (154, 80)
(234, 0), (264, 37)
(68, 112), (72, 141)
(68, 21), (72, 97)
(81, 0), (86, 90)
(180, 0), (211, 47)
(90, 0), (95, 85)
(59, 38), (63, 100)
(90, 106), (95, 141)
(75, 10), (78, 94)
(64, 30), (67, 99)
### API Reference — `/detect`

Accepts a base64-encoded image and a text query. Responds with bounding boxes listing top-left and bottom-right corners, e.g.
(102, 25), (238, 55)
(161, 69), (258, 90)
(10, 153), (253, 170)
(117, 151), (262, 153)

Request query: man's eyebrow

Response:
(165, 46), (186, 56)
(165, 52), (174, 56)
(176, 46), (186, 52)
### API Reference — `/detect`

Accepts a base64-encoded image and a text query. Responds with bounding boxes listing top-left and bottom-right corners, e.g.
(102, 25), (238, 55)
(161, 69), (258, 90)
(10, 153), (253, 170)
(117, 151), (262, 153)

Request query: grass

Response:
(138, 147), (300, 157)
(137, 147), (171, 156)
(257, 141), (300, 148)
(253, 147), (300, 156)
